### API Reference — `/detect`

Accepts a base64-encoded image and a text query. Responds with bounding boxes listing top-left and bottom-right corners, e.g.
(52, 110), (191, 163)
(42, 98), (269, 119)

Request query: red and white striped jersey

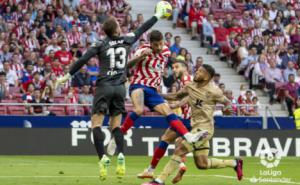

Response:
(67, 32), (82, 46)
(251, 28), (262, 38)
(179, 74), (193, 119)
(131, 44), (171, 88)
(10, 63), (24, 78)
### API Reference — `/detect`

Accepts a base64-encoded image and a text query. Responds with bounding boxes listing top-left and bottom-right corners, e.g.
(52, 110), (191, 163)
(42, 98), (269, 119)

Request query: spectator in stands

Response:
(0, 44), (12, 64)
(41, 85), (54, 103)
(223, 90), (238, 115)
(237, 39), (249, 62)
(249, 36), (264, 55)
(219, 83), (226, 94)
(239, 11), (254, 30)
(213, 73), (221, 86)
(185, 53), (194, 74)
(54, 41), (73, 66)
(269, 2), (278, 20)
(213, 19), (230, 55)
(202, 14), (215, 49)
(189, 0), (205, 40)
(245, 0), (256, 11)
(164, 32), (173, 48)
(194, 56), (203, 72)
(281, 46), (298, 68)
(240, 90), (259, 116)
(123, 14), (134, 32)
(221, 0), (236, 10)
(177, 48), (188, 60)
(238, 46), (258, 74)
(66, 87), (78, 104)
(29, 88), (49, 116)
(81, 24), (99, 47)
(22, 83), (35, 104)
(21, 61), (34, 89)
(79, 85), (93, 115)
(251, 54), (268, 88)
(283, 61), (297, 82)
(265, 61), (284, 104)
(44, 38), (61, 55)
(0, 71), (8, 100)
(170, 35), (181, 54)
(87, 59), (99, 86)
(2, 61), (18, 87)
(284, 74), (300, 116)
(72, 67), (90, 87)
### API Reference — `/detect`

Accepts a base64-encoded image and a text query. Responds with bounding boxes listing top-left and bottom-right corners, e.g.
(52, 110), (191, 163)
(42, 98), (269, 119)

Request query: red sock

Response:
(166, 114), (189, 136)
(120, 112), (139, 134)
(151, 141), (169, 168)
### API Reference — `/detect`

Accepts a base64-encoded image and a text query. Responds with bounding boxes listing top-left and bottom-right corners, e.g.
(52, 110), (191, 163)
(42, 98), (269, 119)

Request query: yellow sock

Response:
(207, 158), (235, 169)
(157, 155), (181, 182)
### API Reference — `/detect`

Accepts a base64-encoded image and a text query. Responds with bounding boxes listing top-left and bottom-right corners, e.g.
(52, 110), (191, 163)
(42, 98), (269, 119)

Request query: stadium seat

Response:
(1, 99), (18, 103)
(12, 93), (23, 102)
(66, 106), (85, 116)
(48, 106), (66, 116)
(125, 103), (135, 112)
(0, 106), (7, 115)
(8, 106), (26, 115)
(54, 95), (65, 103)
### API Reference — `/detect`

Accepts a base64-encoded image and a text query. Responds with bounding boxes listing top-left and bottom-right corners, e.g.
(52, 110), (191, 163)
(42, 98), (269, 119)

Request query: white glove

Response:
(55, 73), (71, 89)
(154, 4), (166, 19)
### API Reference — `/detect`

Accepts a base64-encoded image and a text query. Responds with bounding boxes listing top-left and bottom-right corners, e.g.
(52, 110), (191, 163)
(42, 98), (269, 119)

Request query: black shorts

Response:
(92, 84), (126, 116)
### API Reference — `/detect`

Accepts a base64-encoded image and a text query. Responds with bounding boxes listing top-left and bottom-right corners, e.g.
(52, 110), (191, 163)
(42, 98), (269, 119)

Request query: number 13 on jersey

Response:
(107, 47), (126, 69)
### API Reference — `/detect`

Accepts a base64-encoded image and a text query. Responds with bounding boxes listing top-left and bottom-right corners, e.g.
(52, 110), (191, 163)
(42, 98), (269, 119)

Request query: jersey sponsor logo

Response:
(195, 99), (203, 108)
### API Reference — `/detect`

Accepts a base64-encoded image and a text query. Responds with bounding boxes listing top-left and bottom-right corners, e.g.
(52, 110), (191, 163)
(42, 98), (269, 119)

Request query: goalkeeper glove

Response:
(154, 4), (166, 19)
(55, 73), (71, 89)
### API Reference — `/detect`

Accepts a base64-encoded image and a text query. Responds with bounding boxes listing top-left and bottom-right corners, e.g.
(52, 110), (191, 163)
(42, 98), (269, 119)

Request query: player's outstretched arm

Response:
(131, 4), (166, 43)
(56, 44), (100, 85)
(161, 87), (188, 101)
(169, 96), (189, 109)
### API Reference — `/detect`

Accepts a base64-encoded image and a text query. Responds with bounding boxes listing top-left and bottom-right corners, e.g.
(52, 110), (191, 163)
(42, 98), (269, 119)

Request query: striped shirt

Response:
(131, 44), (171, 88)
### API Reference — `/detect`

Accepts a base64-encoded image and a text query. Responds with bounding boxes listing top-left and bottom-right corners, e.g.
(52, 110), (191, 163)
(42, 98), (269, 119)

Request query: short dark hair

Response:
(202, 64), (215, 78)
(103, 16), (119, 38)
(246, 90), (252, 94)
(0, 71), (6, 76)
(149, 30), (163, 42)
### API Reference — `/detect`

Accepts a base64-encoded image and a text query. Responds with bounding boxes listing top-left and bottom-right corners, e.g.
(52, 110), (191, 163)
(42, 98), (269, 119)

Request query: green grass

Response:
(0, 156), (299, 185)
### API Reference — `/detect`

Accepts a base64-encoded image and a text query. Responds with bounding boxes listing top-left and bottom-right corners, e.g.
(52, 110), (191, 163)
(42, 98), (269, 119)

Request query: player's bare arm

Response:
(169, 96), (189, 109)
(161, 87), (189, 101)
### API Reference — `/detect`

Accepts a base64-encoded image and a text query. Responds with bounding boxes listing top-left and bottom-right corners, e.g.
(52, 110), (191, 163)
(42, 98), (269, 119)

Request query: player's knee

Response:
(161, 135), (172, 143)
(195, 158), (208, 170)
(196, 162), (208, 170)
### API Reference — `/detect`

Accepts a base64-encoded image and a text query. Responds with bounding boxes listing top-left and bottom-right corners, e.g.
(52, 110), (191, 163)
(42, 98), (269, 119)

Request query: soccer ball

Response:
(156, 1), (172, 18)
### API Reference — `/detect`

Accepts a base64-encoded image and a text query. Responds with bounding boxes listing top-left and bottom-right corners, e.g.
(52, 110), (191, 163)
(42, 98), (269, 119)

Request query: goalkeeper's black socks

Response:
(112, 127), (124, 154)
(92, 126), (105, 159)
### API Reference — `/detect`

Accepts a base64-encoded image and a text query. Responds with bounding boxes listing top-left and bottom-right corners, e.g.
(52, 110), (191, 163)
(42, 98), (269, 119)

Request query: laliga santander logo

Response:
(260, 148), (282, 169)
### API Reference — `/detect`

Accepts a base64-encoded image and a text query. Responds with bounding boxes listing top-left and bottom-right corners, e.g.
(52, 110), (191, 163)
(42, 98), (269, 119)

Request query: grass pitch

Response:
(0, 156), (299, 185)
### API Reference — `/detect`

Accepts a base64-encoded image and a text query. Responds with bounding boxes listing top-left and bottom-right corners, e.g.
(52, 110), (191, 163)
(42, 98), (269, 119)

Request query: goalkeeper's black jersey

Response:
(69, 16), (158, 86)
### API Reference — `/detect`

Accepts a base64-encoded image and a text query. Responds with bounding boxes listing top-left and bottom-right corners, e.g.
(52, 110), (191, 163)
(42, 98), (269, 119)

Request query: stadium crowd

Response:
(0, 0), (298, 117)
(169, 0), (300, 116)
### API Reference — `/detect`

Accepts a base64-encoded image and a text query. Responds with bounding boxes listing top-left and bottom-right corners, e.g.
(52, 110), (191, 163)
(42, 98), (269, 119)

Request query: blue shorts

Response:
(129, 84), (165, 111)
